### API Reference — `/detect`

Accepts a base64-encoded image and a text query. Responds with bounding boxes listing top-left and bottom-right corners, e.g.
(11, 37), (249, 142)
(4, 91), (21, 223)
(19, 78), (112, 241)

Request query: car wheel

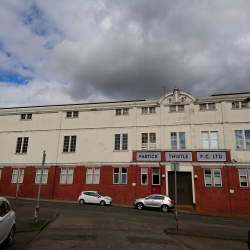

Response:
(100, 200), (106, 206)
(136, 203), (144, 210)
(5, 226), (14, 247)
(79, 199), (85, 205)
(162, 205), (169, 212)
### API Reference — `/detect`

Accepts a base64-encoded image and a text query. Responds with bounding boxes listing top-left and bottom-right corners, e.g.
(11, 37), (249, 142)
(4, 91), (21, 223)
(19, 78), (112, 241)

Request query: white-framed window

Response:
(116, 109), (129, 115)
(66, 111), (79, 117)
(199, 103), (216, 110)
(169, 105), (184, 112)
(114, 134), (128, 150)
(16, 137), (29, 153)
(238, 168), (250, 187)
(86, 168), (100, 184)
(35, 169), (49, 184)
(141, 107), (156, 114)
(202, 131), (218, 149)
(232, 101), (249, 109)
(235, 130), (250, 149)
(142, 133), (156, 150)
(63, 136), (77, 152)
(11, 168), (25, 183)
(113, 167), (127, 184)
(141, 168), (148, 185)
(204, 168), (222, 187)
(21, 114), (32, 120)
(60, 168), (74, 184)
(170, 132), (186, 149)
(152, 168), (160, 185)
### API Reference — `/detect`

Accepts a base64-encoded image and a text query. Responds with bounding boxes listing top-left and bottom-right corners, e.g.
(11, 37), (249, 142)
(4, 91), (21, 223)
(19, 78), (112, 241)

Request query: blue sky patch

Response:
(0, 72), (32, 85)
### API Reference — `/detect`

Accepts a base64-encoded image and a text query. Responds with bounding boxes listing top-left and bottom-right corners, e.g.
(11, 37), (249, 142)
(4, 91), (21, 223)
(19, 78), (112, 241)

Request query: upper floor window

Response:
(16, 137), (29, 153)
(238, 168), (250, 187)
(60, 167), (74, 184)
(235, 130), (250, 149)
(63, 136), (77, 152)
(21, 114), (32, 120)
(114, 134), (128, 151)
(171, 132), (186, 149)
(66, 111), (79, 118)
(116, 109), (129, 115)
(113, 167), (127, 184)
(142, 107), (156, 114)
(202, 132), (218, 149)
(11, 168), (25, 183)
(199, 103), (216, 110)
(169, 105), (184, 112)
(232, 101), (249, 109)
(142, 133), (156, 150)
(204, 168), (222, 187)
(86, 168), (100, 184)
(35, 169), (49, 184)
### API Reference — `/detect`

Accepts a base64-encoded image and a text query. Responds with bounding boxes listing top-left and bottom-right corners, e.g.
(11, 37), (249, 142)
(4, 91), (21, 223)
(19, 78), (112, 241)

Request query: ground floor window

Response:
(11, 168), (25, 183)
(60, 168), (74, 184)
(113, 167), (127, 184)
(204, 168), (222, 187)
(152, 168), (160, 185)
(238, 168), (250, 187)
(35, 169), (49, 184)
(86, 168), (100, 184)
(141, 168), (148, 184)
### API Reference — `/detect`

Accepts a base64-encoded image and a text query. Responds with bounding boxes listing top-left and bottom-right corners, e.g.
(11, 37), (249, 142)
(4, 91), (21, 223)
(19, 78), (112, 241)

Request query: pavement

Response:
(4, 196), (250, 250)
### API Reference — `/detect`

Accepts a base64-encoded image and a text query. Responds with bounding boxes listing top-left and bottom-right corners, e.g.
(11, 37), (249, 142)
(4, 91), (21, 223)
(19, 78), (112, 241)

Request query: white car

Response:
(0, 197), (15, 247)
(78, 191), (112, 206)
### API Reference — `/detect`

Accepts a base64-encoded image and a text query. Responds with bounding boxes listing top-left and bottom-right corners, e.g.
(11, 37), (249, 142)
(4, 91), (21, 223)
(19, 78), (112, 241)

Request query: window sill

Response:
(19, 119), (32, 121)
(14, 153), (27, 155)
(141, 113), (156, 115)
(34, 183), (47, 185)
(113, 150), (129, 152)
(115, 114), (129, 116)
(231, 108), (249, 110)
(11, 182), (23, 184)
(204, 186), (223, 188)
(85, 183), (100, 185)
(140, 184), (148, 186)
(61, 151), (76, 154)
(112, 184), (128, 186)
(235, 149), (250, 151)
(58, 183), (73, 185)
(168, 111), (185, 113)
(65, 117), (79, 119)
(198, 109), (217, 112)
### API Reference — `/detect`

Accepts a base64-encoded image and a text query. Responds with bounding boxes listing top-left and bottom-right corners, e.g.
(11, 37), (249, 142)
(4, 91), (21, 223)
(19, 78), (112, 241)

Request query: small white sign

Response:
(197, 152), (226, 161)
(230, 190), (234, 193)
(132, 183), (136, 186)
(137, 152), (161, 161)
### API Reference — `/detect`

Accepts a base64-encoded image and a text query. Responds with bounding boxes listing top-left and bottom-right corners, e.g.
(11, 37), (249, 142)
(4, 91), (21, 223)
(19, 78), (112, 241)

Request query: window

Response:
(152, 168), (160, 185)
(141, 168), (148, 184)
(238, 169), (248, 187)
(16, 137), (29, 153)
(113, 167), (127, 184)
(169, 105), (184, 112)
(86, 168), (100, 184)
(204, 168), (222, 187)
(199, 103), (216, 110)
(60, 168), (74, 184)
(66, 111), (78, 117)
(116, 109), (129, 115)
(142, 133), (156, 150)
(235, 130), (250, 149)
(232, 101), (249, 109)
(142, 107), (156, 114)
(202, 132), (218, 149)
(170, 132), (186, 149)
(114, 134), (128, 150)
(11, 168), (24, 183)
(21, 114), (32, 120)
(35, 169), (49, 184)
(63, 136), (77, 152)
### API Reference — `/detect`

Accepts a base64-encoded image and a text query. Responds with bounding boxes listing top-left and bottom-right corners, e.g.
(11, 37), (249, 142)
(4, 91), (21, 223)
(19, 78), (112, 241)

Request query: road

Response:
(5, 199), (250, 250)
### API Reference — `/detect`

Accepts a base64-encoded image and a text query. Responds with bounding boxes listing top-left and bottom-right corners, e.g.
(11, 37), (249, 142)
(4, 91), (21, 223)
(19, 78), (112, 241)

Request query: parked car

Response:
(78, 191), (112, 206)
(133, 194), (174, 212)
(0, 197), (15, 247)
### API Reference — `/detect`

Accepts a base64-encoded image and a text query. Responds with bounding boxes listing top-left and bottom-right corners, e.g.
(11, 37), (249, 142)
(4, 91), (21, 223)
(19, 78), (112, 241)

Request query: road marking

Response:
(223, 220), (244, 223)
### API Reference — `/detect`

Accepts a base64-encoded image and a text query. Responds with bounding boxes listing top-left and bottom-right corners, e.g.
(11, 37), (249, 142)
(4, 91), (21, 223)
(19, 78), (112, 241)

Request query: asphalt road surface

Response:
(6, 199), (250, 250)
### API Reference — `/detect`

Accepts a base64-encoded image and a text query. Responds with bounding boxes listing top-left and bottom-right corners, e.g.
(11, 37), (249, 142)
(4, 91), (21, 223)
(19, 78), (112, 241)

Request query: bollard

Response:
(34, 203), (39, 223)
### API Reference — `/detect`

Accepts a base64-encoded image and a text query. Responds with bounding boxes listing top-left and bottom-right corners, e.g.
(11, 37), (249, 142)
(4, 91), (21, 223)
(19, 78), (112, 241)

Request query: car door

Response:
(82, 192), (91, 203)
(88, 192), (100, 204)
(144, 195), (156, 207)
(153, 195), (165, 207)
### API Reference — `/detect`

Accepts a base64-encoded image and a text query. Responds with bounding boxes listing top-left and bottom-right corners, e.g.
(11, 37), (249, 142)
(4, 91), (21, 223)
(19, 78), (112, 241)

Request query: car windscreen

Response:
(96, 192), (105, 196)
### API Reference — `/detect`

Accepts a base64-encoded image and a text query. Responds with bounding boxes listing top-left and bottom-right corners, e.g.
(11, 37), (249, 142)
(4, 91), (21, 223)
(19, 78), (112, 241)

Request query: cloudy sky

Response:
(0, 0), (250, 107)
